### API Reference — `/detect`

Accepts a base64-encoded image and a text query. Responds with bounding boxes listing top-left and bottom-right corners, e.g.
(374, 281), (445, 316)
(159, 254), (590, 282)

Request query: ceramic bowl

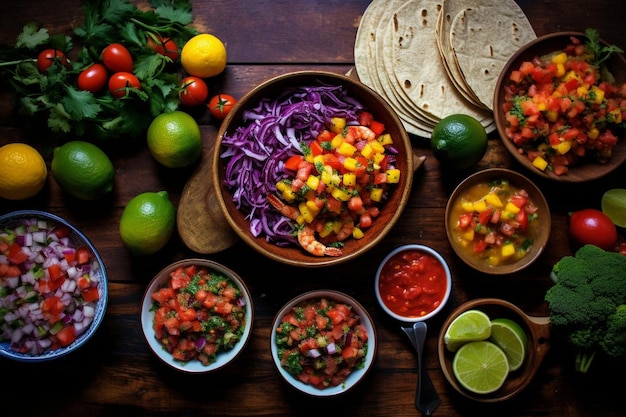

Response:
(141, 259), (253, 373)
(0, 210), (108, 362)
(445, 168), (550, 275)
(374, 244), (452, 323)
(438, 298), (551, 402)
(212, 70), (414, 267)
(493, 31), (626, 182)
(270, 289), (377, 396)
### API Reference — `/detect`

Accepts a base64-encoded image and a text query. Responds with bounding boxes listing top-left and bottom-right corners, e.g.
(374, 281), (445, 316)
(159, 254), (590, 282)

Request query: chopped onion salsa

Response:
(0, 217), (102, 355)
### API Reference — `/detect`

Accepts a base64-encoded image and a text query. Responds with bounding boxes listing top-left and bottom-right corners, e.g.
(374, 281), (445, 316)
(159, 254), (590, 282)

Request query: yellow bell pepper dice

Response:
(343, 172), (356, 187)
(501, 243), (516, 258)
(343, 157), (359, 171)
(337, 141), (357, 157)
(361, 143), (374, 159)
(331, 187), (351, 202)
(378, 133), (393, 146)
(306, 174), (320, 190)
(385, 169), (400, 183)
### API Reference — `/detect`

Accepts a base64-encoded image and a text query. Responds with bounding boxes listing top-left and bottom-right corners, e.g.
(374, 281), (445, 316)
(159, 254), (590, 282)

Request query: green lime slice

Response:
(444, 309), (492, 352)
(489, 318), (528, 371)
(452, 340), (510, 394)
(601, 188), (626, 228)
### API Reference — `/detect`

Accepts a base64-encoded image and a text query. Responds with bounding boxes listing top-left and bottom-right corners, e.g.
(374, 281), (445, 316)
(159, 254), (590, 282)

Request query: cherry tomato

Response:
(77, 63), (108, 93)
(208, 94), (237, 120)
(108, 72), (141, 99)
(102, 43), (133, 73)
(146, 34), (179, 61)
(179, 76), (209, 107)
(569, 208), (618, 251)
(36, 49), (68, 73)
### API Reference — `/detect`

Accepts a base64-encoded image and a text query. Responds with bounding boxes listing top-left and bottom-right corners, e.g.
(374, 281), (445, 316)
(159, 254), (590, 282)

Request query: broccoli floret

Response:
(545, 245), (626, 374)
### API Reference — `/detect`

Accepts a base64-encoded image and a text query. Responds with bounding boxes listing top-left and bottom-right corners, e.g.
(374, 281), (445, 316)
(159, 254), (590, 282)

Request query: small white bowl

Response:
(141, 259), (253, 373)
(270, 290), (377, 396)
(375, 244), (452, 323)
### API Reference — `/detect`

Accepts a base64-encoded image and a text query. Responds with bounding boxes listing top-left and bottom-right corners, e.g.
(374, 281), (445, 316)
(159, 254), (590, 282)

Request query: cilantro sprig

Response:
(584, 28), (624, 68)
(0, 0), (198, 142)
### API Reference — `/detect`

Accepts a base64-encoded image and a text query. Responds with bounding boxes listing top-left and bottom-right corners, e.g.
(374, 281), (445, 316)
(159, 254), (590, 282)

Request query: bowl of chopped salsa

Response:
(212, 70), (414, 267)
(445, 168), (550, 275)
(494, 30), (626, 182)
(375, 244), (452, 322)
(0, 210), (108, 362)
(141, 258), (253, 373)
(270, 289), (376, 396)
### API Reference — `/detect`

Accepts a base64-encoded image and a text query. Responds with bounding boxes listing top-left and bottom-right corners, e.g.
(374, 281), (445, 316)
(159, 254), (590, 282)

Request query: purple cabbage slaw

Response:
(220, 82), (366, 246)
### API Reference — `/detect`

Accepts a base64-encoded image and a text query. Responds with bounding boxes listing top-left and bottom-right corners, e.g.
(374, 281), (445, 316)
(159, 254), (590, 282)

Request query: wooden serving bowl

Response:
(438, 298), (551, 403)
(493, 32), (626, 182)
(445, 168), (550, 275)
(212, 71), (414, 267)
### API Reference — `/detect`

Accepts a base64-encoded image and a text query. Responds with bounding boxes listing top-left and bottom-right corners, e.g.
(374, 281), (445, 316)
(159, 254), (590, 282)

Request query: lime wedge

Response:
(489, 318), (528, 371)
(444, 309), (492, 352)
(452, 340), (510, 394)
(601, 188), (626, 228)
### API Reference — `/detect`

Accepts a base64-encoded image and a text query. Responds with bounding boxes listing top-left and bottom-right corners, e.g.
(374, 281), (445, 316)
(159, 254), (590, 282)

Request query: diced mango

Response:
(306, 175), (320, 190)
(330, 135), (344, 149)
(473, 199), (488, 212)
(532, 155), (549, 171)
(385, 169), (400, 184)
(591, 85), (605, 104)
(484, 192), (503, 208)
(318, 221), (335, 238)
(352, 227), (364, 239)
(343, 157), (359, 171)
(337, 141), (357, 157)
(331, 187), (351, 202)
(551, 52), (568, 64)
(378, 133), (393, 146)
(588, 127), (599, 140)
(461, 201), (474, 212)
(460, 228), (475, 241)
(361, 143), (374, 159)
(298, 202), (315, 223)
(555, 63), (566, 78)
(373, 152), (385, 165)
(504, 201), (521, 214)
(343, 172), (356, 186)
(552, 140), (571, 155)
(370, 187), (383, 202)
(501, 243), (516, 258)
(329, 117), (346, 134)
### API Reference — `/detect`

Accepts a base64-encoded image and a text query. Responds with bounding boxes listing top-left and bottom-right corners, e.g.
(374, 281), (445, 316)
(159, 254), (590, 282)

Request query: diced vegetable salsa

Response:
(150, 264), (247, 366)
(0, 217), (102, 355)
(274, 296), (369, 389)
(502, 32), (626, 176)
(448, 179), (539, 267)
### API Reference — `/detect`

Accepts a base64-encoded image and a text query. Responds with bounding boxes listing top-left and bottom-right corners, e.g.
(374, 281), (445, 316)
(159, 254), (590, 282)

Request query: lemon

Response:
(601, 188), (626, 228)
(119, 191), (176, 256)
(431, 114), (488, 170)
(51, 141), (115, 201)
(489, 318), (528, 371)
(452, 341), (510, 394)
(444, 309), (492, 352)
(147, 111), (202, 168)
(181, 34), (227, 78)
(0, 143), (48, 200)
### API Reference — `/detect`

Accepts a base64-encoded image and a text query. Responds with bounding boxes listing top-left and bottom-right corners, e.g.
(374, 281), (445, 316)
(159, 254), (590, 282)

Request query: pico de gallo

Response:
(0, 217), (102, 355)
(274, 296), (369, 389)
(150, 264), (247, 366)
(502, 29), (626, 176)
(449, 179), (539, 267)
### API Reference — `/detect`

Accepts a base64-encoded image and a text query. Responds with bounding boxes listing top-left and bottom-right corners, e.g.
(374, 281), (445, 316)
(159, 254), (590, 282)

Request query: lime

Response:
(51, 141), (115, 201)
(181, 34), (227, 78)
(489, 318), (528, 371)
(452, 340), (510, 394)
(0, 143), (47, 200)
(119, 191), (176, 256)
(147, 111), (202, 168)
(431, 114), (488, 170)
(601, 188), (626, 228)
(444, 309), (492, 352)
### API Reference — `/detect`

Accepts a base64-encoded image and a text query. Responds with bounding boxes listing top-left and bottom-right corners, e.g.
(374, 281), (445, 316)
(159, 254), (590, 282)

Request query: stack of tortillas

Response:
(354, 0), (536, 138)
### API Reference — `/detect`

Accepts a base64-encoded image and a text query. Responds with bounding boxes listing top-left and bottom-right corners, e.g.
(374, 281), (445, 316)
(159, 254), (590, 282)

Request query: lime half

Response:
(444, 309), (492, 352)
(601, 188), (626, 228)
(452, 340), (510, 394)
(489, 318), (528, 371)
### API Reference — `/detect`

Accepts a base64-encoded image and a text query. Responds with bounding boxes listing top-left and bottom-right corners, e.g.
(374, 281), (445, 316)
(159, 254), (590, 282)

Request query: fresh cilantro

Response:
(584, 28), (624, 68)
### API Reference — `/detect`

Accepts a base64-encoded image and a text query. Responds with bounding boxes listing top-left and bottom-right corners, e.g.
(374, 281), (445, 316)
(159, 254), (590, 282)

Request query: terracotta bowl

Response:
(212, 70), (414, 267)
(493, 31), (626, 182)
(438, 298), (551, 402)
(445, 168), (550, 275)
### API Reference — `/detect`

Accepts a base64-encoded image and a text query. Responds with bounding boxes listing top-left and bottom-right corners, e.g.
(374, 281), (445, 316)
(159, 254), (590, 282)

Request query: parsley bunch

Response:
(0, 0), (198, 142)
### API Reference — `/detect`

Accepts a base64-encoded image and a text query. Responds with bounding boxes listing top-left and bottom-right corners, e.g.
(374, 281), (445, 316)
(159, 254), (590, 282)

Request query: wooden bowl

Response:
(438, 298), (551, 403)
(445, 168), (550, 275)
(493, 32), (626, 182)
(212, 71), (414, 267)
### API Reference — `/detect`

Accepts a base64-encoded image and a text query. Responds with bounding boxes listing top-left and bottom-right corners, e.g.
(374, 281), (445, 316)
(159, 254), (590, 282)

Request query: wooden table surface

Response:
(1, 1), (625, 416)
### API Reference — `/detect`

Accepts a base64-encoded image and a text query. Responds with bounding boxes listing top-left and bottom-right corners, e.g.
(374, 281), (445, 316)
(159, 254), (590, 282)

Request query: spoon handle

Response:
(401, 322), (441, 416)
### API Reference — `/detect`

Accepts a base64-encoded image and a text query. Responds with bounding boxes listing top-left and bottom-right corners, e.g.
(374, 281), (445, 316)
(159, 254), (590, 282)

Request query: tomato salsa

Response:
(449, 179), (539, 267)
(274, 296), (369, 389)
(150, 264), (247, 366)
(378, 249), (449, 318)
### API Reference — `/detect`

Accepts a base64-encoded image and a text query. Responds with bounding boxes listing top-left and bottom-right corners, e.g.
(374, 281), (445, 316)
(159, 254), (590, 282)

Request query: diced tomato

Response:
(458, 213), (473, 229)
(509, 70), (525, 84)
(0, 263), (21, 278)
(516, 209), (529, 231)
(55, 325), (77, 347)
(8, 243), (29, 265)
(284, 155), (304, 171)
(310, 140), (323, 157)
(359, 213), (372, 229)
(47, 263), (63, 281)
(369, 119), (385, 136)
(473, 239), (488, 252)
(75, 247), (91, 265)
(42, 296), (65, 323)
(53, 225), (72, 239)
(477, 209), (493, 225)
(82, 286), (100, 302)
(347, 195), (364, 212)
(358, 110), (373, 126)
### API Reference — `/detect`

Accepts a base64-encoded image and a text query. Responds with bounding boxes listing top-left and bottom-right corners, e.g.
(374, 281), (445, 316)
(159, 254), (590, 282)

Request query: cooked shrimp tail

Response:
(298, 225), (342, 257)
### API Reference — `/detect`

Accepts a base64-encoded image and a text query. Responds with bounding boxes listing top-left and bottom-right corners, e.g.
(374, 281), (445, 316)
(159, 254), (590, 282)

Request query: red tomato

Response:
(77, 63), (108, 92)
(146, 34), (179, 61)
(208, 94), (237, 120)
(36, 49), (68, 73)
(179, 76), (209, 107)
(569, 208), (618, 251)
(55, 325), (77, 347)
(108, 72), (141, 99)
(102, 43), (134, 73)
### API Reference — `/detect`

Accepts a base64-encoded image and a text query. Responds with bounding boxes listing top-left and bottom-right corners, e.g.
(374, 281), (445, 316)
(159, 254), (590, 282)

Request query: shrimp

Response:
(335, 215), (354, 241)
(345, 125), (376, 143)
(267, 193), (299, 220)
